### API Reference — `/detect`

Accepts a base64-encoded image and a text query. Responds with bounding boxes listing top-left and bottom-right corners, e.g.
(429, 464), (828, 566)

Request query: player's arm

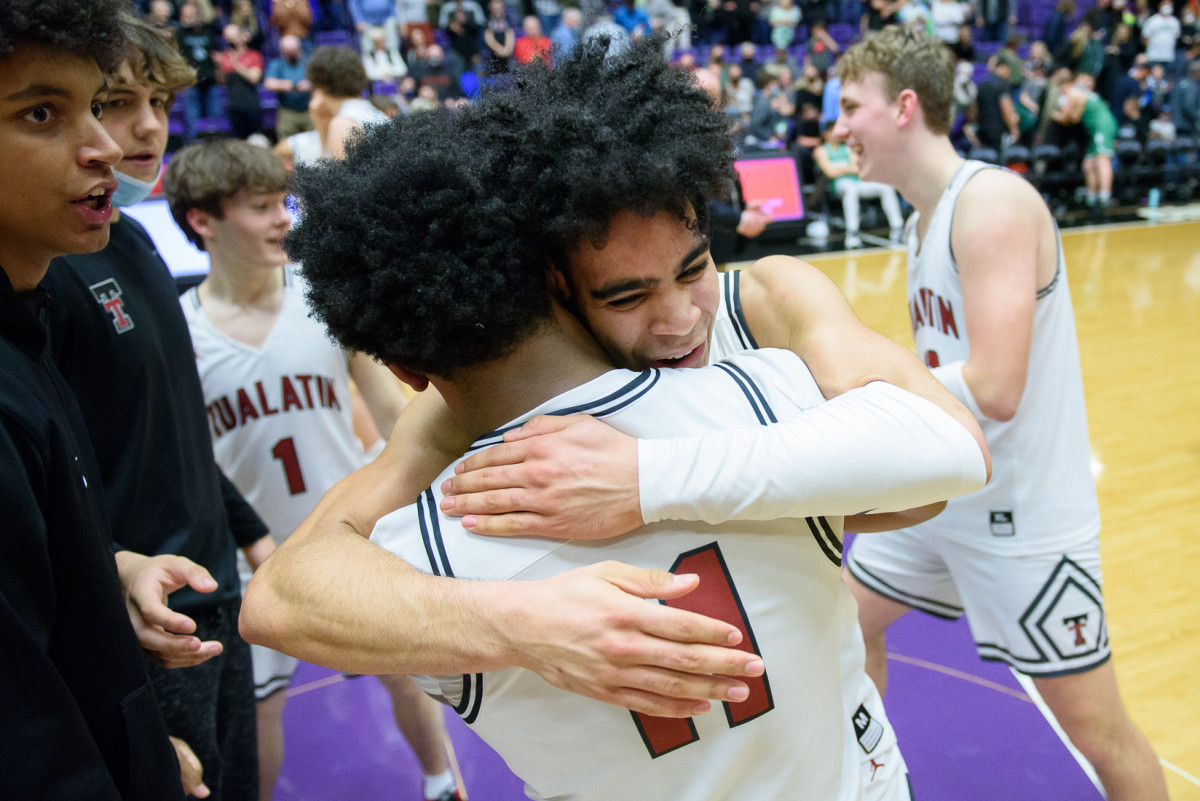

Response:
(347, 350), (409, 442)
(240, 524), (764, 717)
(946, 169), (1043, 422)
(438, 258), (989, 536)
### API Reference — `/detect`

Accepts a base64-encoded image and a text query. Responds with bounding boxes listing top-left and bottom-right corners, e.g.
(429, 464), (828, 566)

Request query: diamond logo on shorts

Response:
(1019, 556), (1108, 661)
(989, 510), (1015, 536)
(852, 704), (884, 754)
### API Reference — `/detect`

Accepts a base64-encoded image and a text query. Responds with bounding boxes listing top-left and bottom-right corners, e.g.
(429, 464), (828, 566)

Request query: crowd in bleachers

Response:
(141, 0), (1199, 230)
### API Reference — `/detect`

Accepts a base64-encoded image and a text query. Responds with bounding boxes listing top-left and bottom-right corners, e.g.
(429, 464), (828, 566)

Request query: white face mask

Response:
(112, 165), (162, 208)
(1160, 4), (1173, 13)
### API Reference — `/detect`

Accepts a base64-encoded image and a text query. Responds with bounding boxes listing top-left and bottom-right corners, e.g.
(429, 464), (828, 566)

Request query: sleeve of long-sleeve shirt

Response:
(220, 468), (270, 548)
(638, 381), (987, 525)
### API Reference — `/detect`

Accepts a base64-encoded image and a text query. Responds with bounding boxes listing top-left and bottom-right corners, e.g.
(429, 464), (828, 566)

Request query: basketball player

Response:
(43, 13), (272, 800)
(0, 2), (191, 797)
(277, 88), (984, 800)
(166, 139), (463, 801)
(242, 36), (989, 799)
(831, 28), (1167, 799)
(1051, 71), (1118, 208)
(445, 26), (1170, 801)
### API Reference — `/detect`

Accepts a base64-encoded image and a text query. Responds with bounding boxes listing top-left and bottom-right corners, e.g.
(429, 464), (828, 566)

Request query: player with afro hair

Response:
(287, 33), (738, 378)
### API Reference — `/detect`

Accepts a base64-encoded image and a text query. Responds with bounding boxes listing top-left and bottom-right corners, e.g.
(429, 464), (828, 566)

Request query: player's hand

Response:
(440, 415), (642, 540)
(115, 552), (224, 668)
(505, 561), (763, 718)
(170, 736), (211, 798)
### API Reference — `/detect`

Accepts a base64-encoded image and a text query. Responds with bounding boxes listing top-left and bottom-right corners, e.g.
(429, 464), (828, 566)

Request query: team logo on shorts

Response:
(852, 704), (884, 754)
(89, 278), (134, 334)
(1018, 556), (1107, 662)
(989, 510), (1015, 536)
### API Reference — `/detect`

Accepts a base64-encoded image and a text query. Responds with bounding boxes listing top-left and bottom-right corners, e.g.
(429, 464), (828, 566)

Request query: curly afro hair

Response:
(0, 0), (130, 73)
(286, 108), (551, 379)
(471, 33), (739, 271)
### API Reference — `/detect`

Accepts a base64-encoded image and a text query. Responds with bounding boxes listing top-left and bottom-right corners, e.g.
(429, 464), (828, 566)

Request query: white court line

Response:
(286, 672), (346, 698)
(1010, 669), (1107, 798)
(885, 652), (1033, 702)
(1160, 758), (1200, 788)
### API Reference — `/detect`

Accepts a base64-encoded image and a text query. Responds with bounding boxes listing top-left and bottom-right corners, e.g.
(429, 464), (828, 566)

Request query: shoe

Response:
(806, 218), (830, 239)
(426, 789), (464, 801)
(844, 234), (863, 249)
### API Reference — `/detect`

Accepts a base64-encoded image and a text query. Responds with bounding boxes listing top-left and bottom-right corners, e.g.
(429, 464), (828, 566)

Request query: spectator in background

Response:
(614, 0), (653, 35)
(362, 24), (408, 81)
(746, 69), (793, 146)
(307, 45), (386, 158)
(438, 0), (487, 27)
(812, 122), (905, 246)
(1169, 58), (1200, 135)
(1053, 71), (1119, 206)
(265, 34), (314, 140)
(533, 0), (565, 39)
(149, 0), (177, 27)
(177, 0), (223, 141)
(724, 61), (757, 114)
(769, 0), (802, 50)
(217, 23), (264, 139)
(737, 41), (762, 83)
(270, 0), (314, 45)
(514, 16), (553, 64)
(933, 0), (969, 43)
(445, 7), (485, 69)
(230, 0), (265, 51)
(350, 0), (399, 52)
(1143, 0), (1182, 75)
(396, 0), (438, 40)
(409, 43), (466, 100)
(646, 0), (692, 53)
(976, 0), (1014, 43)
(950, 22), (976, 61)
(1112, 54), (1151, 131)
(1042, 0), (1075, 54)
(550, 7), (584, 59)
(484, 0), (516, 75)
(973, 58), (1020, 149)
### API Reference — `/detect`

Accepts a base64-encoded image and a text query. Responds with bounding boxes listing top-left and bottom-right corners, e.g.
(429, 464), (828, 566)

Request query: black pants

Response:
(145, 599), (258, 801)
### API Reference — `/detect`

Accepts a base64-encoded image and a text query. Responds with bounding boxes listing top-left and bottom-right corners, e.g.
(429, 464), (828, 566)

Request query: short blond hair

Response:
(837, 24), (955, 135)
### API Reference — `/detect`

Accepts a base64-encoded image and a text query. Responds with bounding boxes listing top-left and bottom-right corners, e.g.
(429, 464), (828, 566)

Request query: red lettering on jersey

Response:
(296, 374), (315, 407)
(215, 397), (237, 434)
(324, 377), (341, 410)
(205, 404), (222, 438)
(1063, 613), (1088, 646)
(281, 376), (303, 411)
(256, 381), (280, 416)
(632, 543), (772, 758)
(938, 296), (959, 338)
(237, 387), (260, 426)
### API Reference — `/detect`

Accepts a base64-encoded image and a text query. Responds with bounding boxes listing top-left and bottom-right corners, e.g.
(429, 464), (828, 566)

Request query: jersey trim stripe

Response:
(418, 489), (453, 577)
(976, 643), (1112, 676)
(713, 362), (779, 424)
(806, 516), (843, 567)
(454, 672), (485, 724)
(1036, 260), (1062, 300)
(846, 557), (964, 619)
(723, 270), (759, 350)
(467, 370), (661, 452)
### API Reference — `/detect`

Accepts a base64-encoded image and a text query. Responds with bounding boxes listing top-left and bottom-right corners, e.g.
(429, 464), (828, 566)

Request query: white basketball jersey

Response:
(373, 353), (863, 801)
(906, 161), (1100, 554)
(182, 269), (365, 549)
(712, 270), (903, 797)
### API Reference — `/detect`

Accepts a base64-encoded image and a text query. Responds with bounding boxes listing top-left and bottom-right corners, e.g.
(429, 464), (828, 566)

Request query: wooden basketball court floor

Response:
(270, 218), (1200, 800)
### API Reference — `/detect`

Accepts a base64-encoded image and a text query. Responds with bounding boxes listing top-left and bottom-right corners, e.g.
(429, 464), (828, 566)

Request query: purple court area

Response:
(274, 559), (1105, 800)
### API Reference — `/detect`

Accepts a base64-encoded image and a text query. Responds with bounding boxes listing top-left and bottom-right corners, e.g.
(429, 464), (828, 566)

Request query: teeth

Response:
(89, 187), (106, 197)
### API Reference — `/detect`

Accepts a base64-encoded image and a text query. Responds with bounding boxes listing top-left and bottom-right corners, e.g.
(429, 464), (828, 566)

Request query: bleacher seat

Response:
(967, 146), (1000, 164)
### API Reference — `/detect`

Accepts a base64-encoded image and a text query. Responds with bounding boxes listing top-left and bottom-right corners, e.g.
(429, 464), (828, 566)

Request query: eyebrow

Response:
(3, 79), (107, 104)
(589, 235), (711, 301)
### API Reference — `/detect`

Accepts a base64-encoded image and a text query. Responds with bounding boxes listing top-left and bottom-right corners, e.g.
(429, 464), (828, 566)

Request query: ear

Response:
(185, 207), (216, 242)
(893, 88), (920, 129)
(546, 260), (571, 302)
(386, 363), (430, 393)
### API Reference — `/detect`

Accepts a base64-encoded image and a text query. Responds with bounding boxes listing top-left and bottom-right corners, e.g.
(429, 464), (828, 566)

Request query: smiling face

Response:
(833, 71), (901, 185)
(103, 61), (173, 183)
(0, 46), (120, 287)
(202, 190), (292, 271)
(557, 208), (719, 371)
